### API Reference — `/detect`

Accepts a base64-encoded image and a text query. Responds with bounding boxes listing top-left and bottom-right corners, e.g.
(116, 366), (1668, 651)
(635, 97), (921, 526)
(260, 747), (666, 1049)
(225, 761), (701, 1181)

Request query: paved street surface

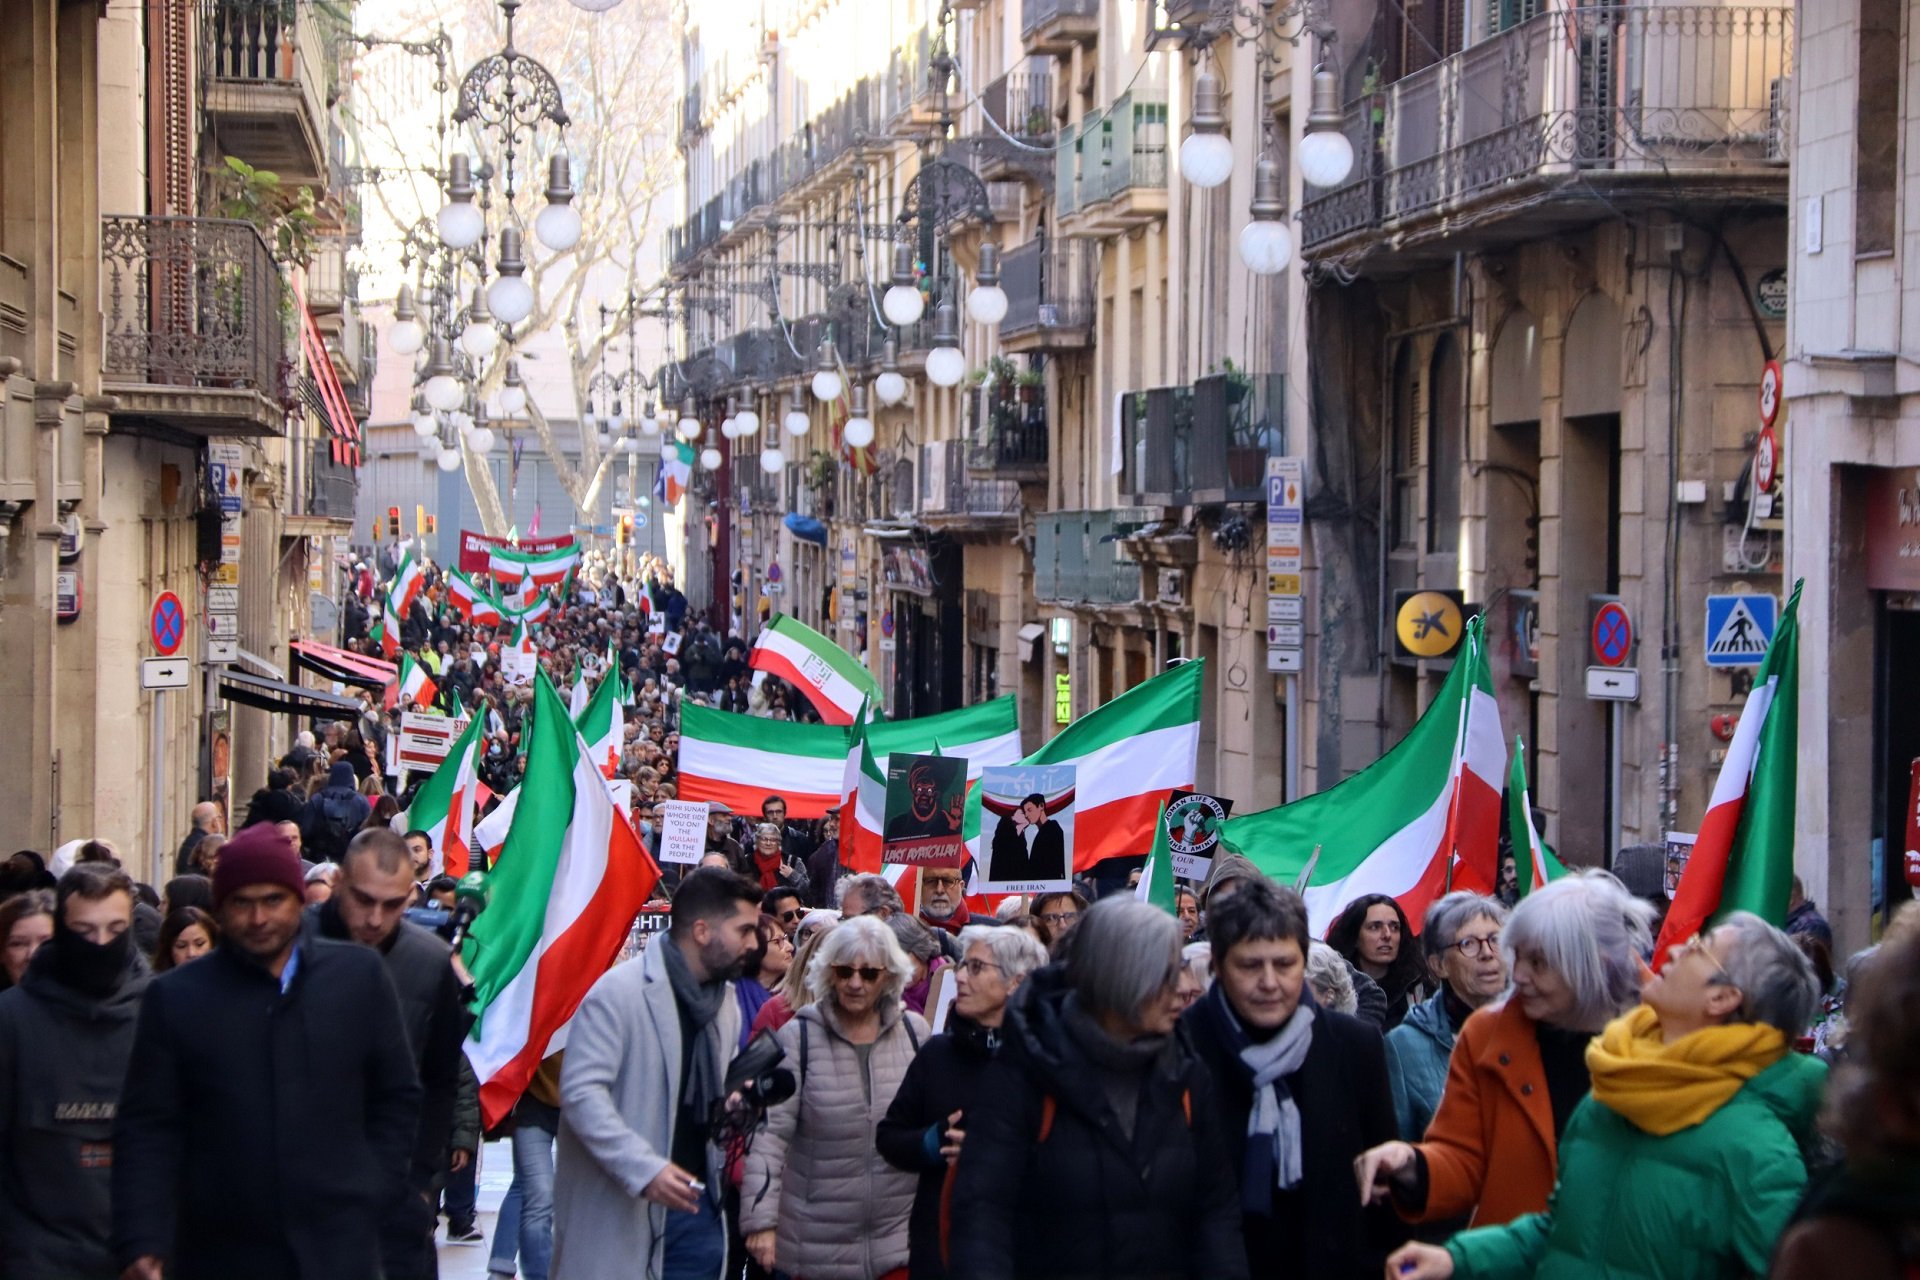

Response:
(437, 1140), (513, 1280)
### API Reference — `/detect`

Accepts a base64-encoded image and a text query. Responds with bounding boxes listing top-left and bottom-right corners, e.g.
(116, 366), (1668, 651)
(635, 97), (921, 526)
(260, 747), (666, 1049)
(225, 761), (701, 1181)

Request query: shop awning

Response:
(219, 669), (364, 719)
(291, 639), (395, 691)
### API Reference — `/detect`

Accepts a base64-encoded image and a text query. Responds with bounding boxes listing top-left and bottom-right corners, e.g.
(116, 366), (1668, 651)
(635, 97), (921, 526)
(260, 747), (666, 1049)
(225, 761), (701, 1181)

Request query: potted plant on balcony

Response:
(1014, 364), (1044, 405)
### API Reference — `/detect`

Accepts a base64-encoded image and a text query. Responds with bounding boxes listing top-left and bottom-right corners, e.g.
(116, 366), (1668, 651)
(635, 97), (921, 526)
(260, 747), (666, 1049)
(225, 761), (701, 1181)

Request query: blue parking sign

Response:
(1704, 594), (1777, 667)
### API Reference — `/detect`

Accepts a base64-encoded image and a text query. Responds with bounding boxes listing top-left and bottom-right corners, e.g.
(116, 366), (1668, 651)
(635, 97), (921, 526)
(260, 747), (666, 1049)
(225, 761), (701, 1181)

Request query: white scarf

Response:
(1238, 1003), (1314, 1190)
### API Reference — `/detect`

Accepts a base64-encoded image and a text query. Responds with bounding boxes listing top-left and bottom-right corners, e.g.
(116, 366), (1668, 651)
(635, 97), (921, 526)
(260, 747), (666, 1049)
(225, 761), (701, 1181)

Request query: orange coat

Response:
(1403, 996), (1561, 1229)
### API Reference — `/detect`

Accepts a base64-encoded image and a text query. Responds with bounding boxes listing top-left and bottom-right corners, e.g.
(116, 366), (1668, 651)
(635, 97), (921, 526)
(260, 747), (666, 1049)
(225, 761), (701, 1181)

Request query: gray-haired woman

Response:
(1355, 870), (1655, 1230)
(948, 898), (1248, 1279)
(742, 913), (927, 1279)
(1384, 892), (1510, 1140)
(742, 821), (810, 901)
(878, 924), (1050, 1279)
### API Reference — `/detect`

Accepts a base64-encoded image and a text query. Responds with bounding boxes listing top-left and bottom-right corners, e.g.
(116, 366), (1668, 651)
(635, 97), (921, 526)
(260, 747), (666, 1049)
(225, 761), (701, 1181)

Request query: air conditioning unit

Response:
(1156, 568), (1185, 606)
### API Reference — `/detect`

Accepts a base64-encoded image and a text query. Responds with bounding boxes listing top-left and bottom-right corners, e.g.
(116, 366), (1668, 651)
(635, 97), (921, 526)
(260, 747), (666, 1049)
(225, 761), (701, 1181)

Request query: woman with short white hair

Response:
(742, 914), (927, 1279)
(1385, 892), (1510, 1139)
(878, 924), (1050, 1278)
(1305, 941), (1359, 1015)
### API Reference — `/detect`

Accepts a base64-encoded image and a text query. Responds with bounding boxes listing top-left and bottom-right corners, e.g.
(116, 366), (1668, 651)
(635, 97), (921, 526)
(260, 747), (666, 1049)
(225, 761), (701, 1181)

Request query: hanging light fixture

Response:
(782, 386), (810, 437)
(567, 0), (623, 11)
(966, 242), (1009, 325)
(676, 395), (703, 441)
(461, 285), (499, 359)
(487, 228), (536, 325)
(736, 388), (762, 437)
(388, 282), (425, 355)
(699, 445), (723, 470)
(720, 394), (740, 439)
(1237, 153), (1294, 275)
(437, 446), (464, 472)
(471, 425), (497, 454)
(874, 338), (908, 406)
(411, 410), (437, 438)
(759, 445), (787, 475)
(1178, 69), (1235, 189)
(924, 301), (965, 388)
(810, 336), (843, 402)
(1298, 65), (1356, 189)
(423, 338), (465, 411)
(534, 156), (584, 252)
(843, 383), (875, 448)
(498, 359), (528, 416)
(437, 154), (485, 249)
(881, 241), (925, 327)
(608, 397), (627, 433)
(641, 399), (660, 434)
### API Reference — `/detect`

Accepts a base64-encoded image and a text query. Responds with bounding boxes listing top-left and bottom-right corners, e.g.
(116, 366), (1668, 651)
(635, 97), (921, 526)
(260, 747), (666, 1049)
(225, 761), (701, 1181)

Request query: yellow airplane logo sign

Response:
(1395, 590), (1465, 659)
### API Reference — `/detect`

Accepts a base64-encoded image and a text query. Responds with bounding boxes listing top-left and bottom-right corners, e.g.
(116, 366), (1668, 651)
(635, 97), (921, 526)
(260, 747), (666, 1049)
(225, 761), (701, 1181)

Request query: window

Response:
(1427, 334), (1463, 555)
(1390, 342), (1418, 552)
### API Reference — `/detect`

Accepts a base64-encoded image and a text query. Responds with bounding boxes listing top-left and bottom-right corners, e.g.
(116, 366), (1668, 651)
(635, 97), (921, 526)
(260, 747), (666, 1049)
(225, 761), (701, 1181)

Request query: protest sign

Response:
(882, 753), (968, 868)
(976, 764), (1076, 893)
(658, 799), (709, 865)
(1164, 790), (1233, 881)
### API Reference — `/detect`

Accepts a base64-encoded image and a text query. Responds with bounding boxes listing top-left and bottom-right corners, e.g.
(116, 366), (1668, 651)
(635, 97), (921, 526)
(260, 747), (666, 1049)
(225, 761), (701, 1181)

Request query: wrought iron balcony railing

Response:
(1120, 371), (1285, 506)
(101, 215), (287, 405)
(1301, 5), (1793, 253)
(919, 440), (1021, 519)
(966, 387), (1048, 477)
(295, 435), (357, 521)
(1023, 0), (1101, 44)
(1001, 235), (1096, 341)
(202, 0), (329, 182)
(978, 70), (1056, 142)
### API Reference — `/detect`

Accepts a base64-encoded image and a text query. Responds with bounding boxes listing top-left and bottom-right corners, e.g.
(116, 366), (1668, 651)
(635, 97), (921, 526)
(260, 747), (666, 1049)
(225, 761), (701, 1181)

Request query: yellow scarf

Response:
(1585, 1005), (1788, 1136)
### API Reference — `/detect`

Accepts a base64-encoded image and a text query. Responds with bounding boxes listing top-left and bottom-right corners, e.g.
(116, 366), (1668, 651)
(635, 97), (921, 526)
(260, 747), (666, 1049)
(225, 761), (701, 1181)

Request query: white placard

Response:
(500, 648), (537, 686)
(657, 799), (709, 865)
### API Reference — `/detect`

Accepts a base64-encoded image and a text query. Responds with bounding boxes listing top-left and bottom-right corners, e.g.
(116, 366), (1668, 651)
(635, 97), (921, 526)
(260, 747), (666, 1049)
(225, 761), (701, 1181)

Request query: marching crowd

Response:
(0, 553), (1916, 1280)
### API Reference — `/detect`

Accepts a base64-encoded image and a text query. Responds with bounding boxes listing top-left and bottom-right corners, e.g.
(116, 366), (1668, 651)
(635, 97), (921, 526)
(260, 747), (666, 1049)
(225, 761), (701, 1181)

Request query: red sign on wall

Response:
(1862, 468), (1920, 593)
(456, 530), (577, 576)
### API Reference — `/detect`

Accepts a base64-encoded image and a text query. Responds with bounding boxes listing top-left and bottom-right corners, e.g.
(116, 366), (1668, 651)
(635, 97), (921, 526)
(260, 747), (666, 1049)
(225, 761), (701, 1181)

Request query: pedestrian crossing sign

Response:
(1704, 594), (1777, 667)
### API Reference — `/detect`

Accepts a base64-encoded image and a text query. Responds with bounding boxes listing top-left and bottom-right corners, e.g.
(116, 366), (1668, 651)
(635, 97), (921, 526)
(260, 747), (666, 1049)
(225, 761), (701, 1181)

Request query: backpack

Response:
(306, 789), (363, 861)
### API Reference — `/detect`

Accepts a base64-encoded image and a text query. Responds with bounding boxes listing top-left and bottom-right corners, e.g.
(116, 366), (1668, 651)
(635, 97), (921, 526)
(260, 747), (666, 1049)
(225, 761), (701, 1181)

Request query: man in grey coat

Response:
(551, 868), (761, 1280)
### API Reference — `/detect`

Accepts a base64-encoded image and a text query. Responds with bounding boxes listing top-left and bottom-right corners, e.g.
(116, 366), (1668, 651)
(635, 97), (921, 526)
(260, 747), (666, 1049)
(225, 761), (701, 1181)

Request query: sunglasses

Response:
(778, 908), (805, 923)
(831, 964), (884, 984)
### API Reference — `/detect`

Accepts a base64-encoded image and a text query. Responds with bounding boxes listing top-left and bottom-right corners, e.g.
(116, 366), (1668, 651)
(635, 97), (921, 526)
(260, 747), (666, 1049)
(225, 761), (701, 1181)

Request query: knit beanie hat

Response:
(211, 824), (307, 908)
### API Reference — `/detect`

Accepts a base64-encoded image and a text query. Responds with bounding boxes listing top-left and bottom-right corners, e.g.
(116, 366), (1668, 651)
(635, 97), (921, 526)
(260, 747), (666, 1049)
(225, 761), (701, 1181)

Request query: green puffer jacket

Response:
(1448, 1050), (1827, 1280)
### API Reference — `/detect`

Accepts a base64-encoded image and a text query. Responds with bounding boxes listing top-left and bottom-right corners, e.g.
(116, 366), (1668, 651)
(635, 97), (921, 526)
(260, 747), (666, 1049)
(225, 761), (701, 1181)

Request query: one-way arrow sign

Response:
(1585, 665), (1640, 702)
(141, 657), (191, 690)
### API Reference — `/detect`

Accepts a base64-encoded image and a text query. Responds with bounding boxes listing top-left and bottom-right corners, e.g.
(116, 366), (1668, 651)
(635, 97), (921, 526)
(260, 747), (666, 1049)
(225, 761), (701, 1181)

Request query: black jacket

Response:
(0, 945), (151, 1280)
(947, 967), (1248, 1280)
(876, 1015), (1004, 1280)
(112, 937), (422, 1280)
(1179, 984), (1405, 1280)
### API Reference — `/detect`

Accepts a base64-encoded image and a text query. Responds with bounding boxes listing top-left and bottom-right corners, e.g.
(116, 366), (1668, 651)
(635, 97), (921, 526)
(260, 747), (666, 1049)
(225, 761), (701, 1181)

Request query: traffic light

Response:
(415, 504), (427, 537)
(386, 506), (402, 539)
(615, 513), (632, 546)
(425, 513), (437, 535)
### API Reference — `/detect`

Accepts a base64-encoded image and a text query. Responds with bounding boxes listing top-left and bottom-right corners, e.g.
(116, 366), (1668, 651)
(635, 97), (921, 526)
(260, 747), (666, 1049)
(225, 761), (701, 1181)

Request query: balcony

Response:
(1120, 370), (1285, 506)
(1033, 510), (1141, 607)
(202, 0), (330, 187)
(917, 439), (1021, 533)
(966, 68), (1058, 184)
(966, 385), (1048, 483)
(1058, 93), (1169, 232)
(290, 435), (357, 525)
(1001, 235), (1095, 352)
(305, 238), (354, 315)
(1023, 0), (1100, 55)
(101, 216), (288, 437)
(1300, 5), (1793, 258)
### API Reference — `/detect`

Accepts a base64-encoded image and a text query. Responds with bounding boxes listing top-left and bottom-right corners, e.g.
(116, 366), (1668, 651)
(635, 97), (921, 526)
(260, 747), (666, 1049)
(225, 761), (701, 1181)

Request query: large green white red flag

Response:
(749, 614), (884, 726)
(387, 549), (426, 616)
(396, 714), (484, 877)
(474, 678), (631, 862)
(575, 669), (624, 779)
(961, 661), (1203, 872)
(488, 540), (579, 588)
(839, 695), (1025, 872)
(393, 652), (437, 711)
(1219, 616), (1504, 936)
(678, 701), (850, 819)
(464, 669), (660, 1127)
(1653, 582), (1802, 968)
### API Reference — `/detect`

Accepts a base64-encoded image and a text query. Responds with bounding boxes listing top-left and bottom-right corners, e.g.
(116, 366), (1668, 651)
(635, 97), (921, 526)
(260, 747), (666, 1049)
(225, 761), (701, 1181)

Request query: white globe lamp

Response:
(1238, 155), (1294, 276)
(924, 302), (965, 388)
(460, 286), (498, 359)
(1299, 67), (1357, 189)
(387, 283), (425, 355)
(881, 242), (924, 327)
(486, 229), (536, 325)
(436, 155), (484, 249)
(1178, 71), (1234, 189)
(759, 446), (786, 475)
(966, 243), (1008, 325)
(534, 157), (584, 251)
(437, 447), (463, 472)
(699, 446), (722, 471)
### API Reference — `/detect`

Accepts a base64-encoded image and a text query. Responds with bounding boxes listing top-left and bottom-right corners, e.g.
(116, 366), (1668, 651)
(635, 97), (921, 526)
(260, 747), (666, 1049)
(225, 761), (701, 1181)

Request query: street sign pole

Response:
(149, 688), (167, 890)
(1284, 673), (1300, 803)
(1610, 701), (1623, 862)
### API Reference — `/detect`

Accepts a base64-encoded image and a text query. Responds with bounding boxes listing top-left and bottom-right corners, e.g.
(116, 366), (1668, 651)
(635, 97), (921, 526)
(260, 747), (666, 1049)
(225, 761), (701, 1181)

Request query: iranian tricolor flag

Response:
(1507, 735), (1568, 897)
(656, 441), (692, 507)
(1219, 616), (1504, 937)
(464, 669), (660, 1127)
(388, 550), (426, 616)
(1653, 582), (1802, 968)
(475, 674), (629, 862)
(489, 541), (580, 588)
(679, 701), (850, 818)
(749, 614), (884, 726)
(839, 695), (1027, 872)
(449, 571), (503, 626)
(393, 653), (438, 710)
(576, 668), (625, 779)
(961, 661), (1204, 872)
(373, 595), (401, 660)
(396, 714), (483, 877)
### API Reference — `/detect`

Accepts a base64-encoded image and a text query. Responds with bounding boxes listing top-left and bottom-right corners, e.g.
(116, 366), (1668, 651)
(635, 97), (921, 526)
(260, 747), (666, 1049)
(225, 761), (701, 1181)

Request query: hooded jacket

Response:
(1446, 1049), (1827, 1279)
(947, 966), (1248, 1280)
(876, 1013), (1002, 1280)
(0, 943), (151, 1279)
(1386, 987), (1458, 1139)
(301, 762), (372, 861)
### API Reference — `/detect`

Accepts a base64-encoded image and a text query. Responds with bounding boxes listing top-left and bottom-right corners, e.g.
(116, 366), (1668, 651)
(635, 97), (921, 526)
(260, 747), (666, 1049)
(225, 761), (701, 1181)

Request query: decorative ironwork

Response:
(897, 158), (997, 233)
(101, 215), (287, 402)
(450, 0), (570, 198)
(1000, 235), (1096, 340)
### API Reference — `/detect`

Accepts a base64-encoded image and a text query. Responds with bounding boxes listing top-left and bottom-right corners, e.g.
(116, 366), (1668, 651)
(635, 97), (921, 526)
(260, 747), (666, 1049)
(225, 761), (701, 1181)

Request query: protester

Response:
(0, 864), (151, 1279)
(314, 829), (473, 1279)
(1326, 893), (1427, 1029)
(1181, 878), (1402, 1279)
(1027, 888), (1087, 949)
(743, 914), (929, 1279)
(486, 1053), (563, 1280)
(1773, 928), (1920, 1278)
(744, 821), (811, 899)
(762, 885), (806, 939)
(1785, 875), (1834, 948)
(152, 907), (218, 972)
(159, 874), (213, 919)
(705, 804), (745, 868)
(113, 824), (421, 1279)
(806, 807), (847, 907)
(888, 911), (948, 1015)
(305, 862), (340, 904)
(1355, 869), (1656, 1230)
(749, 918), (837, 1039)
(1304, 940), (1359, 1014)
(918, 866), (971, 939)
(760, 794), (816, 867)
(303, 761), (373, 862)
(735, 912), (794, 1047)
(878, 924), (1049, 1279)
(1175, 886), (1201, 940)
(1386, 893), (1510, 1140)
(550, 869), (761, 1280)
(1387, 913), (1825, 1279)
(948, 897), (1248, 1279)
(839, 872), (904, 920)
(1176, 941), (1213, 1012)
(173, 801), (224, 876)
(0, 889), (54, 992)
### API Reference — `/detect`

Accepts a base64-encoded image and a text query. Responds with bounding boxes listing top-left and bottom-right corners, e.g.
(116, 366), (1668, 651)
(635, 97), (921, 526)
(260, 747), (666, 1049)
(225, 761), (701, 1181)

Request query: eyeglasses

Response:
(1676, 932), (1733, 985)
(831, 964), (884, 983)
(922, 875), (965, 889)
(957, 958), (1003, 978)
(1038, 911), (1079, 927)
(1449, 934), (1501, 959)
